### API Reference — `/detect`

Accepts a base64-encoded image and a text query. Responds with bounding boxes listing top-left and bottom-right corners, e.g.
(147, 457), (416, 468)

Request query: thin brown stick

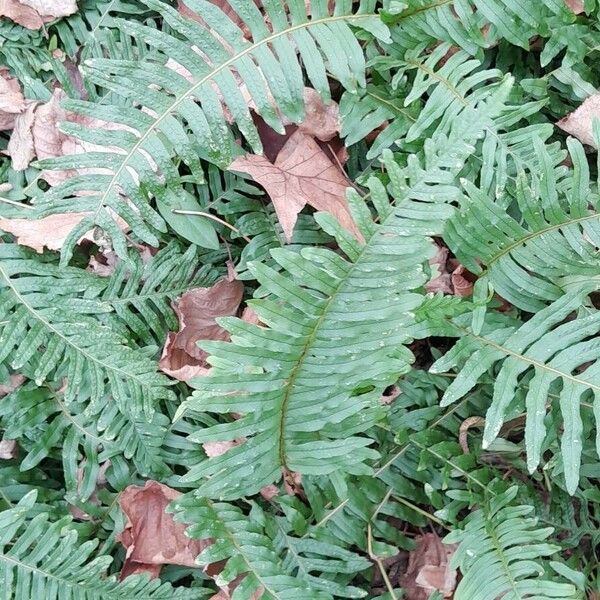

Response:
(172, 209), (251, 242)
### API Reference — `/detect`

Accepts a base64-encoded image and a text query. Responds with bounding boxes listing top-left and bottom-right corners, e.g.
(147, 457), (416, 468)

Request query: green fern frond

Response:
(178, 79), (512, 500)
(0, 244), (174, 416)
(0, 383), (171, 494)
(445, 137), (599, 312)
(430, 286), (600, 494)
(173, 492), (370, 599)
(389, 0), (574, 55)
(446, 486), (579, 600)
(31, 0), (389, 264)
(0, 491), (207, 599)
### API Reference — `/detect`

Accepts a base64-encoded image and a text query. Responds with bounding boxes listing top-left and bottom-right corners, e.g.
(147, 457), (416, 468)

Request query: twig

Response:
(0, 197), (34, 210)
(367, 523), (399, 600)
(172, 209), (251, 242)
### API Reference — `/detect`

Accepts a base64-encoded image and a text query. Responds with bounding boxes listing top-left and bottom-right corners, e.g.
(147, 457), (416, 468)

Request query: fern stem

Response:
(367, 523), (399, 600)
(172, 209), (251, 242)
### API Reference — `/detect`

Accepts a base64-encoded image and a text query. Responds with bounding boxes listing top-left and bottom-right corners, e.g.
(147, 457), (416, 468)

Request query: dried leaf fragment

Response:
(0, 0), (77, 29)
(557, 93), (600, 148)
(565, 0), (584, 13)
(0, 440), (16, 459)
(230, 130), (360, 242)
(159, 278), (244, 381)
(0, 212), (127, 253)
(6, 102), (37, 171)
(117, 480), (211, 579)
(0, 66), (26, 130)
(399, 533), (457, 600)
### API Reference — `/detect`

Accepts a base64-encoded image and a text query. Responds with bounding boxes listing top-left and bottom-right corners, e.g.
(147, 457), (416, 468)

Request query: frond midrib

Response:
(484, 211), (600, 268)
(453, 322), (600, 393)
(0, 264), (157, 390)
(89, 11), (377, 224)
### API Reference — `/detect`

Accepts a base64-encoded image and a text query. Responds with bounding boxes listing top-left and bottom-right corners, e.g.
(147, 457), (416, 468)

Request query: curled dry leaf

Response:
(0, 439), (16, 459)
(0, 66), (26, 130)
(557, 93), (600, 148)
(426, 243), (473, 296)
(230, 130), (360, 242)
(399, 533), (458, 600)
(203, 439), (243, 458)
(117, 480), (211, 580)
(159, 278), (244, 381)
(0, 212), (128, 253)
(0, 0), (77, 29)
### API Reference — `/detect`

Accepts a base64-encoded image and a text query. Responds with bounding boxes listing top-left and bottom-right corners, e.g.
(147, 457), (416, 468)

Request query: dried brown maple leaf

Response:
(117, 480), (211, 580)
(557, 93), (600, 148)
(230, 130), (360, 242)
(159, 278), (244, 382)
(0, 0), (77, 29)
(0, 66), (26, 130)
(399, 533), (457, 600)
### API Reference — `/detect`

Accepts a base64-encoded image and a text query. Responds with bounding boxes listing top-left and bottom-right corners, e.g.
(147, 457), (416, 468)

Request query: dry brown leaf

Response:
(0, 374), (25, 397)
(0, 0), (76, 29)
(230, 130), (360, 242)
(0, 66), (26, 130)
(565, 0), (585, 13)
(380, 384), (401, 405)
(426, 243), (474, 297)
(399, 533), (457, 600)
(0, 212), (128, 253)
(557, 93), (600, 147)
(159, 278), (244, 381)
(117, 480), (211, 580)
(0, 439), (16, 459)
(451, 264), (473, 297)
(241, 305), (262, 326)
(6, 102), (37, 171)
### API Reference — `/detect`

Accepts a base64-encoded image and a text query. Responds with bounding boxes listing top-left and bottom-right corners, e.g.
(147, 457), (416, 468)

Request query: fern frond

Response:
(178, 78), (512, 500)
(445, 137), (599, 312)
(0, 491), (207, 599)
(389, 0), (574, 55)
(0, 244), (174, 416)
(98, 243), (216, 345)
(446, 486), (579, 600)
(431, 286), (600, 494)
(32, 0), (389, 264)
(0, 383), (171, 494)
(173, 492), (369, 599)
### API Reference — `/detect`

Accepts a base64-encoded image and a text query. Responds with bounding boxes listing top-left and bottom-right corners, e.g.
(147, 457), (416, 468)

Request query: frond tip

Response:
(446, 487), (579, 600)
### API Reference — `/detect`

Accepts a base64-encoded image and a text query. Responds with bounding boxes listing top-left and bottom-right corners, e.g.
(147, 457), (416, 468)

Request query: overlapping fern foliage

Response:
(1, 0), (600, 598)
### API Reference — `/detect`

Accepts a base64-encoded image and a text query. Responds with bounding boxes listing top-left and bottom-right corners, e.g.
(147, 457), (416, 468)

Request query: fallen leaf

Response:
(557, 93), (600, 147)
(230, 130), (360, 242)
(290, 88), (340, 142)
(259, 484), (280, 501)
(0, 212), (127, 253)
(87, 250), (119, 277)
(159, 278), (244, 381)
(117, 480), (211, 579)
(0, 0), (77, 29)
(450, 264), (473, 297)
(0, 374), (25, 397)
(426, 243), (474, 296)
(399, 533), (457, 600)
(6, 102), (37, 171)
(241, 305), (262, 326)
(0, 66), (26, 130)
(0, 440), (16, 459)
(565, 0), (584, 13)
